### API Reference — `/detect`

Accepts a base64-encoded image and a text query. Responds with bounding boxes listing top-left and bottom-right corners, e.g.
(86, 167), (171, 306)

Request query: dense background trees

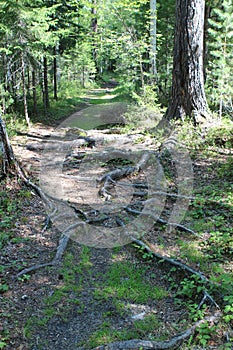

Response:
(0, 0), (232, 124)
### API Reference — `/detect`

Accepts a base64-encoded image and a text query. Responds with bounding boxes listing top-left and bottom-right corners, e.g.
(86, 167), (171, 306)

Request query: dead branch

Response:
(91, 311), (222, 350)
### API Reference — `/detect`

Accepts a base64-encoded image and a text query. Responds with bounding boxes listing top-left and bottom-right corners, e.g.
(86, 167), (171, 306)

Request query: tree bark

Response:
(32, 68), (38, 117)
(0, 117), (17, 177)
(53, 46), (58, 101)
(43, 56), (50, 114)
(150, 0), (157, 79)
(91, 0), (99, 77)
(21, 53), (30, 128)
(165, 0), (209, 124)
(203, 3), (211, 82)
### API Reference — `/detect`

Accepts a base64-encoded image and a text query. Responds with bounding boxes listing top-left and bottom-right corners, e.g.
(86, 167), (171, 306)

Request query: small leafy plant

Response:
(133, 244), (154, 262)
(223, 295), (233, 323)
(196, 321), (217, 347)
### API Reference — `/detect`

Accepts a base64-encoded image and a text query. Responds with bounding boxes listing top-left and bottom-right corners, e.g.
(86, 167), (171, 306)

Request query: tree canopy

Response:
(0, 0), (232, 122)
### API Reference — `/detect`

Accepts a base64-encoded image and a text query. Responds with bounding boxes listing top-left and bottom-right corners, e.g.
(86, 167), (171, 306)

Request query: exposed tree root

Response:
(91, 311), (222, 350)
(15, 232), (71, 278)
(124, 206), (199, 237)
(26, 135), (95, 152)
(131, 237), (220, 312)
(15, 262), (54, 278)
(97, 152), (150, 200)
(131, 238), (209, 283)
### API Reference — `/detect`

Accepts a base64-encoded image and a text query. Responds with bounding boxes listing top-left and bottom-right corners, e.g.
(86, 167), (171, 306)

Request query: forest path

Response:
(8, 94), (192, 350)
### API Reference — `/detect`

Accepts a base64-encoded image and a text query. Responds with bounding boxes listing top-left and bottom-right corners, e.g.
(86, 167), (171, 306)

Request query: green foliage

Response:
(204, 229), (233, 261)
(196, 321), (217, 347)
(0, 341), (6, 349)
(122, 103), (163, 132)
(0, 189), (18, 248)
(207, 0), (233, 116)
(133, 313), (160, 335)
(62, 41), (97, 88)
(95, 261), (168, 303)
(223, 295), (233, 323)
(133, 244), (154, 261)
(177, 118), (233, 151)
(18, 274), (31, 282)
(132, 85), (159, 107)
(0, 283), (8, 294)
(87, 323), (137, 348)
(0, 328), (9, 349)
(175, 275), (206, 299)
(87, 313), (160, 348)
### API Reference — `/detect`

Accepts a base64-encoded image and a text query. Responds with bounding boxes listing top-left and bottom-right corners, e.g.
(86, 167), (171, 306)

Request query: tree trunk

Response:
(165, 0), (209, 124)
(21, 53), (30, 128)
(32, 68), (38, 117)
(203, 4), (211, 82)
(43, 56), (50, 114)
(91, 0), (99, 77)
(53, 46), (58, 101)
(0, 117), (17, 178)
(150, 0), (157, 79)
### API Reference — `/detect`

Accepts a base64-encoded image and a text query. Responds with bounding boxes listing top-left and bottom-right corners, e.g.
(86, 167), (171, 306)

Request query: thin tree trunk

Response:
(0, 116), (17, 177)
(150, 0), (157, 79)
(82, 63), (85, 88)
(32, 68), (38, 117)
(91, 0), (99, 77)
(27, 69), (31, 93)
(21, 53), (30, 128)
(43, 56), (50, 114)
(139, 55), (145, 92)
(165, 0), (209, 124)
(53, 46), (58, 101)
(203, 4), (211, 82)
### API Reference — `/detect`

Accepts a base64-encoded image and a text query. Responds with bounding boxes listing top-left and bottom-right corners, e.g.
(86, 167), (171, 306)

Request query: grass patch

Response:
(94, 260), (168, 304)
(25, 246), (93, 338)
(87, 313), (161, 348)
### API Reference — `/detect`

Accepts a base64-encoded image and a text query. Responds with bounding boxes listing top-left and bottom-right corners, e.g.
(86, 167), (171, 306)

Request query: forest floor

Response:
(0, 88), (233, 350)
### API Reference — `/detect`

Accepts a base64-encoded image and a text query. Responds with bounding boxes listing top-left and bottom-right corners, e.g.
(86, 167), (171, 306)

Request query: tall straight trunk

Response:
(91, 0), (99, 76)
(43, 56), (50, 114)
(203, 4), (211, 82)
(27, 69), (31, 93)
(139, 55), (145, 92)
(166, 0), (209, 124)
(53, 46), (58, 101)
(21, 53), (30, 128)
(150, 0), (157, 79)
(32, 68), (38, 117)
(0, 116), (17, 177)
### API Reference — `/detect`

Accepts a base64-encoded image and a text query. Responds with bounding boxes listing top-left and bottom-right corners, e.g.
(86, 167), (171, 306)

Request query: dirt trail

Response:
(5, 92), (192, 350)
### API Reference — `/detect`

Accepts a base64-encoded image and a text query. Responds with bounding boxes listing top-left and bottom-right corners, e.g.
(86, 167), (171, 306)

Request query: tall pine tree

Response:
(207, 0), (233, 117)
